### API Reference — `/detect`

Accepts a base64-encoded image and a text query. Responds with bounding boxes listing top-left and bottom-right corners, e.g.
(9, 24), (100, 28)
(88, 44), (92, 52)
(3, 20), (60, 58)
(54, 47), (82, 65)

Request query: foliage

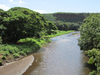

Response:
(67, 22), (83, 31)
(3, 51), (10, 56)
(46, 21), (58, 35)
(79, 13), (100, 75)
(0, 37), (51, 64)
(19, 51), (26, 56)
(53, 13), (89, 22)
(42, 14), (56, 22)
(78, 13), (100, 50)
(0, 37), (2, 44)
(45, 30), (74, 38)
(0, 45), (19, 54)
(85, 49), (100, 75)
(2, 56), (6, 60)
(54, 21), (68, 31)
(54, 21), (82, 31)
(42, 13), (86, 31)
(13, 53), (20, 58)
(0, 7), (57, 43)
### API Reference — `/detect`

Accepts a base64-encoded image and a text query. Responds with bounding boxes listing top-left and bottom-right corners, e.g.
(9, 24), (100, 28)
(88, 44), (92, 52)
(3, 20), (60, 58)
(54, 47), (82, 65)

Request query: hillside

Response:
(53, 13), (89, 22)
(42, 13), (90, 31)
(42, 13), (89, 23)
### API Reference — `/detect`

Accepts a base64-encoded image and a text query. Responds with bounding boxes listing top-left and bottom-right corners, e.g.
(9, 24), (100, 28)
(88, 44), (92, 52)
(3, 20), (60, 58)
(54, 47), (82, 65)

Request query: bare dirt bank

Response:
(0, 55), (34, 75)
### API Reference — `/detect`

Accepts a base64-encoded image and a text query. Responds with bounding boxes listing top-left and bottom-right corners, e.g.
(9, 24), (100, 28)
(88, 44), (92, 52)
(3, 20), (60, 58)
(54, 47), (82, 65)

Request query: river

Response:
(22, 32), (92, 75)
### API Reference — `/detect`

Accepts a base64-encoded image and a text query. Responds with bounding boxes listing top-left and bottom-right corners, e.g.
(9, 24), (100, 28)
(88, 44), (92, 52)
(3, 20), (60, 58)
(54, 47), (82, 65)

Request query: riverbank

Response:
(0, 30), (74, 66)
(44, 30), (74, 38)
(0, 55), (34, 75)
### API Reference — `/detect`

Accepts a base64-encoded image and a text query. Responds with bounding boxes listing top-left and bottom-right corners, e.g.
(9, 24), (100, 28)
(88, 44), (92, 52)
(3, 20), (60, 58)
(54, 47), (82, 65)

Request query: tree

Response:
(0, 7), (58, 43)
(42, 14), (56, 22)
(78, 13), (100, 50)
(0, 7), (46, 43)
(46, 21), (58, 35)
(54, 21), (68, 31)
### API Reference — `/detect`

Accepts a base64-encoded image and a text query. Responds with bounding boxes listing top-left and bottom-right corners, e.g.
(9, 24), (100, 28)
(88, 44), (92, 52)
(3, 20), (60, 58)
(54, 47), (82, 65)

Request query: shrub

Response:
(2, 56), (6, 60)
(3, 51), (10, 56)
(85, 49), (100, 75)
(9, 56), (13, 59)
(19, 51), (26, 56)
(0, 45), (19, 54)
(78, 13), (100, 50)
(13, 53), (20, 58)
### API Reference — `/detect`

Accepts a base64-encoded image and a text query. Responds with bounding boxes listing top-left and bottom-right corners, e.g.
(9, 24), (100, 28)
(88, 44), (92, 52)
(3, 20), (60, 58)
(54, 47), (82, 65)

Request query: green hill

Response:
(42, 13), (89, 31)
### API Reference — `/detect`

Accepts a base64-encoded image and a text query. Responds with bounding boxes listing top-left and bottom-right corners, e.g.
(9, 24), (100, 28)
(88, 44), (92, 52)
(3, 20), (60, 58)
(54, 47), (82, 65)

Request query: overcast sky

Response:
(0, 0), (100, 13)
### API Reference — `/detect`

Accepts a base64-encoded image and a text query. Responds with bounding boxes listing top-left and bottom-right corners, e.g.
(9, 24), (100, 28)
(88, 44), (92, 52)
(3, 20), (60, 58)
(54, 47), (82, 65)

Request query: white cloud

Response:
(34, 10), (48, 14)
(9, 0), (26, 5)
(39, 1), (47, 5)
(0, 4), (10, 11)
(9, 0), (13, 2)
(19, 0), (26, 4)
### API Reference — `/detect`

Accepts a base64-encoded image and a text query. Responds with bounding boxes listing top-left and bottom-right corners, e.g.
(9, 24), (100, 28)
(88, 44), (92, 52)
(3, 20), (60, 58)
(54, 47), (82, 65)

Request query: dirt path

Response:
(0, 55), (34, 75)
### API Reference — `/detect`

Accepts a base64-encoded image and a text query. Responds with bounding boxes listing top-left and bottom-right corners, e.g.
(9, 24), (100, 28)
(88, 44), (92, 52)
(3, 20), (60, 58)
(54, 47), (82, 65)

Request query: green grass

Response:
(0, 37), (51, 63)
(44, 30), (74, 38)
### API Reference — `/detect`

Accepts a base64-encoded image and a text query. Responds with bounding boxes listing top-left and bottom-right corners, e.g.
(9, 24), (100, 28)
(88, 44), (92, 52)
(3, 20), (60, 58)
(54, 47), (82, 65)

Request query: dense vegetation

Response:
(42, 13), (89, 31)
(0, 7), (74, 66)
(0, 7), (59, 65)
(0, 7), (58, 43)
(78, 13), (100, 75)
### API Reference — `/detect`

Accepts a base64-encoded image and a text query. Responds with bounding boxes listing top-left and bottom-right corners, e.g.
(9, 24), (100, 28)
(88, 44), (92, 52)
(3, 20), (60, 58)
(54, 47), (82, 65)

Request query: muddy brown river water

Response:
(23, 32), (92, 75)
(0, 32), (92, 75)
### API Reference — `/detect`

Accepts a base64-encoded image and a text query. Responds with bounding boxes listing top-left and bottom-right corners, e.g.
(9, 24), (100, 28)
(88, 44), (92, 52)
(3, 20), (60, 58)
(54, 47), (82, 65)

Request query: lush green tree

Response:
(78, 13), (100, 50)
(0, 7), (57, 43)
(42, 14), (56, 22)
(54, 21), (68, 31)
(78, 13), (100, 75)
(46, 21), (58, 35)
(42, 13), (86, 31)
(67, 22), (81, 31)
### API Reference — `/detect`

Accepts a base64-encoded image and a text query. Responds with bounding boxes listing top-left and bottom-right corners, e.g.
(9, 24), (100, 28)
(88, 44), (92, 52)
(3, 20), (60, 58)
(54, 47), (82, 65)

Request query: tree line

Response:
(78, 13), (100, 75)
(42, 13), (89, 31)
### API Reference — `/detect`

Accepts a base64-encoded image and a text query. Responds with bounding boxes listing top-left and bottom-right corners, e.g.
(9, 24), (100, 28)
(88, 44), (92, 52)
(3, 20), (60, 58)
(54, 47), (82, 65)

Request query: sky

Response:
(0, 0), (100, 13)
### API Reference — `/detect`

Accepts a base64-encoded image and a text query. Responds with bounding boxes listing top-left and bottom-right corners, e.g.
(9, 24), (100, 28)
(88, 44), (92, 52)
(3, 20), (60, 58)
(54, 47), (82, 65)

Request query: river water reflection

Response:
(23, 32), (91, 75)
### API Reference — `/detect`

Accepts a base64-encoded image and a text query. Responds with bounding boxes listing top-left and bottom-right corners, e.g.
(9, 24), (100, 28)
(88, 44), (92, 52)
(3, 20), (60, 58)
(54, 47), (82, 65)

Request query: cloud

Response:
(9, 0), (13, 2)
(34, 10), (49, 14)
(0, 4), (10, 11)
(19, 0), (26, 4)
(39, 1), (47, 5)
(9, 0), (26, 5)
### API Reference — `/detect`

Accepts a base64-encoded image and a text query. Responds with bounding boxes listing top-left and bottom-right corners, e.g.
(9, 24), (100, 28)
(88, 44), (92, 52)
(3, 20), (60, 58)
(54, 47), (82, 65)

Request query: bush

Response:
(19, 51), (26, 56)
(85, 49), (100, 75)
(78, 13), (100, 75)
(2, 56), (6, 60)
(1, 7), (57, 43)
(0, 45), (19, 54)
(3, 51), (10, 56)
(13, 53), (20, 58)
(78, 13), (100, 50)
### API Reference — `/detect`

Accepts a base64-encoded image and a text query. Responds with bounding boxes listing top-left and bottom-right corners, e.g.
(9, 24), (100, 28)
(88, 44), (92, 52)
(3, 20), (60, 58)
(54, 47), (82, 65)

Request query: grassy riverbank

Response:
(0, 30), (74, 66)
(44, 30), (74, 38)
